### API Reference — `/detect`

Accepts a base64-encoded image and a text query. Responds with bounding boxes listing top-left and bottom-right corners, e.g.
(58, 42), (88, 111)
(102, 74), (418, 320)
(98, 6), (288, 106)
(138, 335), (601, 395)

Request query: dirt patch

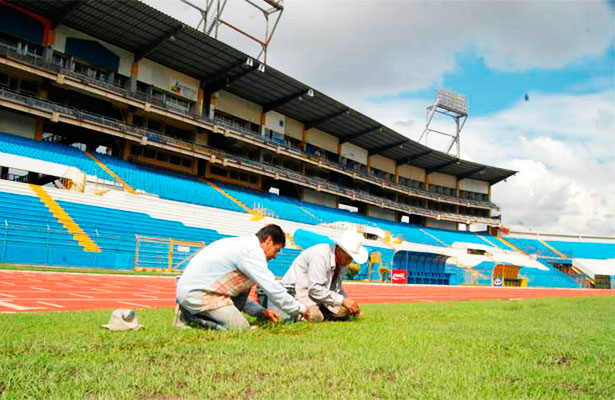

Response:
(369, 366), (396, 383)
(562, 381), (580, 391)
(538, 355), (575, 366)
(493, 377), (523, 385)
(0, 382), (6, 394)
(244, 385), (258, 399)
(141, 394), (176, 400)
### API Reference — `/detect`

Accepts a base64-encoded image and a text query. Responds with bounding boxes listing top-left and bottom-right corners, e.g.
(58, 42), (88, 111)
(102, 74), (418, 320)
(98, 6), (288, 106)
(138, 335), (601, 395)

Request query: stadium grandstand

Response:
(0, 0), (613, 289)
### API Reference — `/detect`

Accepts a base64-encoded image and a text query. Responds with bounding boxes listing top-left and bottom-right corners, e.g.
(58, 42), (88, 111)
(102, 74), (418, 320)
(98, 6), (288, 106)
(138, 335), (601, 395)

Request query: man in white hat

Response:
(281, 231), (368, 322)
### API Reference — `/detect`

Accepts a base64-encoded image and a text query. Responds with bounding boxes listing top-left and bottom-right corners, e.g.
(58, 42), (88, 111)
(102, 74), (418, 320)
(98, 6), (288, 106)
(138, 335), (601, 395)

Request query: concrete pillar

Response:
(197, 88), (204, 117)
(395, 165), (400, 184)
(123, 141), (131, 160)
(129, 62), (139, 93)
(301, 129), (307, 151)
(260, 113), (266, 135)
(455, 180), (460, 197)
(208, 92), (217, 120)
(35, 118), (44, 141)
(367, 156), (372, 173)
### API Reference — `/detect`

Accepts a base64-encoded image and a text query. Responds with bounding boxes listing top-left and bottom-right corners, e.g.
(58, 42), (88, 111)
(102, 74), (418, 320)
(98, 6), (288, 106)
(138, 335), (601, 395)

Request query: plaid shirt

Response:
(199, 270), (255, 311)
(177, 235), (306, 315)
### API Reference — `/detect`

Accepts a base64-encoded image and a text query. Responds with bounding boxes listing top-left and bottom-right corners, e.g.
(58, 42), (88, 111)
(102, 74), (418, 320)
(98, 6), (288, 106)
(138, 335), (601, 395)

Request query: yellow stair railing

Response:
(205, 181), (265, 221)
(496, 235), (526, 255)
(30, 184), (101, 253)
(419, 228), (448, 247)
(537, 239), (568, 259)
(84, 150), (137, 194)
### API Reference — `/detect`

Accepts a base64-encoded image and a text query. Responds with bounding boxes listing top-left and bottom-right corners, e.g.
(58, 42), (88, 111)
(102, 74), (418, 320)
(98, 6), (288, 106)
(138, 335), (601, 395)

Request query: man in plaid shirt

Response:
(176, 224), (308, 330)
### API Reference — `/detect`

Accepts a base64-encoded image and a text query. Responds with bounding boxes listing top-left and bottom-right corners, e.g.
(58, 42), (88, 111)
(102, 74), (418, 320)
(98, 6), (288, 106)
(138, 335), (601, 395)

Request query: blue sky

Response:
(369, 45), (614, 117)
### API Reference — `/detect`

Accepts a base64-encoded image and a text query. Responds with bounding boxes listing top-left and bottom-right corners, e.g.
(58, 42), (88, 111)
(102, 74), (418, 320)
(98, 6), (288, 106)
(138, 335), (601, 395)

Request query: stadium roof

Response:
(12, 0), (516, 184)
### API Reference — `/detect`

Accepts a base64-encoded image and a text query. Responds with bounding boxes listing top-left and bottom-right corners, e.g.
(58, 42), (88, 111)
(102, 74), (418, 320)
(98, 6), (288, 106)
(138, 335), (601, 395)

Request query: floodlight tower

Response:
(179, 0), (284, 65)
(418, 89), (468, 158)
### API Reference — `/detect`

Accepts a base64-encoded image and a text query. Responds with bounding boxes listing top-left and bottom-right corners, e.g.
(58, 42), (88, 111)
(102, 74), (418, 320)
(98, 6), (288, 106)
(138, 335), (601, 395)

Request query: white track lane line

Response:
(133, 294), (159, 299)
(0, 293), (16, 298)
(31, 286), (51, 292)
(70, 293), (94, 299)
(117, 301), (150, 308)
(36, 301), (64, 308)
(0, 301), (45, 311)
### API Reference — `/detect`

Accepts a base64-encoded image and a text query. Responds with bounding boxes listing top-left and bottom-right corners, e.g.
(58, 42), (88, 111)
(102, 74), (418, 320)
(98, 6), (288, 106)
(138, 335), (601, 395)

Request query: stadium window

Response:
(249, 175), (257, 184)
(181, 158), (192, 168)
(143, 148), (155, 159)
(210, 165), (227, 177)
(170, 155), (181, 165)
(19, 80), (38, 95)
(279, 120), (284, 128)
(230, 170), (240, 180)
(156, 152), (169, 162)
(0, 72), (8, 87)
(148, 119), (162, 132)
(130, 146), (141, 156)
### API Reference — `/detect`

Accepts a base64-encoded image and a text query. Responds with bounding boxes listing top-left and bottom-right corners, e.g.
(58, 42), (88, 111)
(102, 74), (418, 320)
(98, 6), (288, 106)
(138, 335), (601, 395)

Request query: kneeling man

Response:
(282, 231), (367, 322)
(176, 224), (308, 330)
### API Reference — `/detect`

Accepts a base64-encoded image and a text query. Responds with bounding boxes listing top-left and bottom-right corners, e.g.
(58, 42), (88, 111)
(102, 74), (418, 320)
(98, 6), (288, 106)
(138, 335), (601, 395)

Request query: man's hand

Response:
(261, 309), (281, 324)
(342, 297), (361, 316)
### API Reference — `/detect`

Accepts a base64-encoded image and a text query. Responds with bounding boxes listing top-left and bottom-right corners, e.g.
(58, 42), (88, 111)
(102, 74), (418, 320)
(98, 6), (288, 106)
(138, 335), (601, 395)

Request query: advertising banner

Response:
(391, 269), (407, 284)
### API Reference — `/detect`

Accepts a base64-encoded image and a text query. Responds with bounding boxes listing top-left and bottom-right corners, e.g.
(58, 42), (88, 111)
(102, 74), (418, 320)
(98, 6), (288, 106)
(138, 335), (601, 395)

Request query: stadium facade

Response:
(0, 0), (515, 231)
(1, 0), (613, 288)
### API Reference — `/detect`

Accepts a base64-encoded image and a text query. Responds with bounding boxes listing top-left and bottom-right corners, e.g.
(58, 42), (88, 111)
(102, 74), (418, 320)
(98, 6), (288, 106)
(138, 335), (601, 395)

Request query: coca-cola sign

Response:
(391, 269), (407, 284)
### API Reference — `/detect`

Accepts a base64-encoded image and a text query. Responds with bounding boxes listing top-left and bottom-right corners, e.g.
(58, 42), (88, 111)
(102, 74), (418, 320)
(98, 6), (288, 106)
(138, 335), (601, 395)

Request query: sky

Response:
(143, 0), (615, 237)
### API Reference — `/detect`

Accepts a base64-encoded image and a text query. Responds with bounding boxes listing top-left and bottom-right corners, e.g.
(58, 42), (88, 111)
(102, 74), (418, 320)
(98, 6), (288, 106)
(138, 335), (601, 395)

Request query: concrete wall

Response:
(54, 25), (134, 77)
(0, 110), (36, 138)
(371, 154), (395, 174)
(426, 218), (457, 230)
(459, 178), (489, 194)
(284, 116), (303, 141)
(340, 142), (368, 164)
(264, 110), (285, 133)
(306, 128), (338, 153)
(302, 188), (337, 208)
(366, 205), (396, 221)
(398, 164), (425, 181)
(138, 58), (199, 101)
(216, 90), (261, 125)
(429, 172), (456, 188)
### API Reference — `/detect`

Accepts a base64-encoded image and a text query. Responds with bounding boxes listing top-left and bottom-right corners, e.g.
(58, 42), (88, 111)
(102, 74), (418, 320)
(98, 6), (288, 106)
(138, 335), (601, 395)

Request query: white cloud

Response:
(144, 0), (614, 102)
(350, 91), (615, 236)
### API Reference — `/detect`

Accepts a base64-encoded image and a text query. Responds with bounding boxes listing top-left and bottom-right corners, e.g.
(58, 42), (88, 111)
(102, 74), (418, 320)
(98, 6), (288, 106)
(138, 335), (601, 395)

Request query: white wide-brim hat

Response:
(101, 309), (144, 331)
(334, 231), (368, 265)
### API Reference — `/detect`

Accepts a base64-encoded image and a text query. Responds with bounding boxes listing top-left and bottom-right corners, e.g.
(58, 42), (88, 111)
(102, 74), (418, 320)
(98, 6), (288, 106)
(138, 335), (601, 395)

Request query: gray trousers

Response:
(179, 292), (252, 331)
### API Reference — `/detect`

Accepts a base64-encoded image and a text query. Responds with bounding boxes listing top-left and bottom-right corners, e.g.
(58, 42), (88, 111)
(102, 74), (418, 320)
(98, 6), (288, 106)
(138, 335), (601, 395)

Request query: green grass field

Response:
(1, 296), (614, 399)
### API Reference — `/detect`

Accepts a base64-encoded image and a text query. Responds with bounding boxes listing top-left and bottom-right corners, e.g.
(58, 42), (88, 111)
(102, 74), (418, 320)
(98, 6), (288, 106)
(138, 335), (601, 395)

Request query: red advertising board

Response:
(391, 269), (407, 284)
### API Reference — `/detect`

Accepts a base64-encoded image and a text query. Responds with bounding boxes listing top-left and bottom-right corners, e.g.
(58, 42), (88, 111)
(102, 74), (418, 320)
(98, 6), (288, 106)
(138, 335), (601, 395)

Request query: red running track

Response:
(0, 270), (612, 313)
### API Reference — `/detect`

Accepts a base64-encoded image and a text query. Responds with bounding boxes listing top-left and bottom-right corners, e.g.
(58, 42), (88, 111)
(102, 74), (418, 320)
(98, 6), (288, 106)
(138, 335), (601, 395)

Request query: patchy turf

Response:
(1, 296), (614, 399)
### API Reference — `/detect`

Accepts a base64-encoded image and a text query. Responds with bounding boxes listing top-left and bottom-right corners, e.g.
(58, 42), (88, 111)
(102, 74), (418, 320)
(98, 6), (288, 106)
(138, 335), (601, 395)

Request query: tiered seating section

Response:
(1, 132), (613, 287)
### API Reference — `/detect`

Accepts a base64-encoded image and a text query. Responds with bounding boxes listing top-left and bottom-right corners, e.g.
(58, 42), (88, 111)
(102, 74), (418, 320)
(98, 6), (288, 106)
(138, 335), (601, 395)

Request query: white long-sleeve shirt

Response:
(176, 235), (306, 315)
(281, 243), (347, 308)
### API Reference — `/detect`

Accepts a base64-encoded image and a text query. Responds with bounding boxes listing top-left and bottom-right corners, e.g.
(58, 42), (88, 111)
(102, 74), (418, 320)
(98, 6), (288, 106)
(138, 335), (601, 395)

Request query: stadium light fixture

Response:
(417, 88), (469, 158)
